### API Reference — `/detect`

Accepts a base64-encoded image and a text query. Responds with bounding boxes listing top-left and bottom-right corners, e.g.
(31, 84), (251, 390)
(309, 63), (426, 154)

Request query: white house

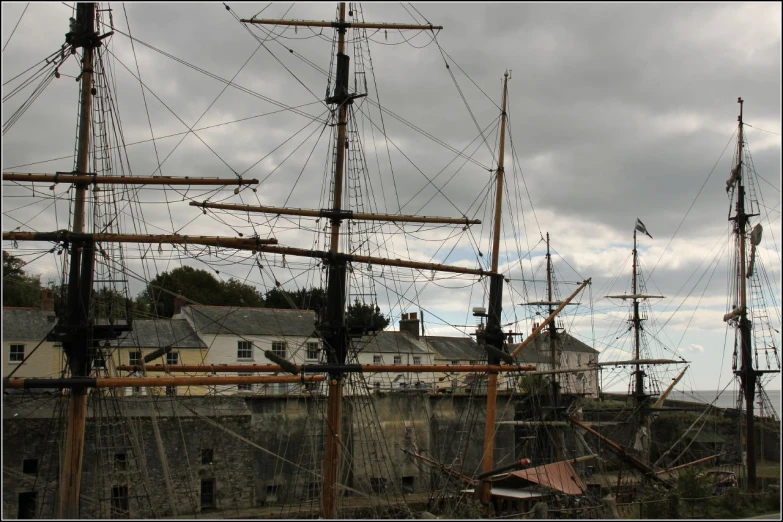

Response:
(352, 329), (435, 391)
(173, 304), (321, 395)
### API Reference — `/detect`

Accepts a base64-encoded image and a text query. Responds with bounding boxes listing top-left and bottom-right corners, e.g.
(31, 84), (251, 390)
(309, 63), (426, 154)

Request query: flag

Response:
(635, 218), (653, 239)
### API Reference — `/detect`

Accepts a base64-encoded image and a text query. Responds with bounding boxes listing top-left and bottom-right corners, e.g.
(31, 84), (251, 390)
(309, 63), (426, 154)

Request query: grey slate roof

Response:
(2, 308), (57, 342)
(528, 331), (599, 354)
(424, 336), (483, 361)
(116, 319), (206, 349)
(182, 306), (317, 337)
(353, 331), (430, 354)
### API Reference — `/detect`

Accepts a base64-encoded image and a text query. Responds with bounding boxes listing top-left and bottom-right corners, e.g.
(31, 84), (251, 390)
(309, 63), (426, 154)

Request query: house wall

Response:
(355, 350), (435, 390)
(108, 347), (210, 397)
(199, 333), (321, 396)
(2, 340), (61, 380)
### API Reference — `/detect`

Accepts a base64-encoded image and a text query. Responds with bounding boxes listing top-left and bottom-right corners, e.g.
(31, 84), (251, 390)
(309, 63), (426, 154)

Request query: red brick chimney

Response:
(40, 289), (55, 313)
(399, 312), (420, 340)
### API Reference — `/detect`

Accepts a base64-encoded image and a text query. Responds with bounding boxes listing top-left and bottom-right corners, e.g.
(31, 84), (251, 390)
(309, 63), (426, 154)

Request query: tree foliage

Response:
(264, 287), (326, 310)
(2, 251), (42, 307)
(347, 299), (389, 331)
(139, 266), (265, 317)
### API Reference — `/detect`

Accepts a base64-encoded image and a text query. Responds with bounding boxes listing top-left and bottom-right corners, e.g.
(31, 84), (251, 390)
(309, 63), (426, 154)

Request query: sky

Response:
(2, 2), (781, 395)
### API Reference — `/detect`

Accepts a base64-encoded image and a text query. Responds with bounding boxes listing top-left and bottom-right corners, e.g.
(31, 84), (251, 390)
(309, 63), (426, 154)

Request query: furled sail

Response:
(747, 223), (763, 278)
(726, 164), (741, 193)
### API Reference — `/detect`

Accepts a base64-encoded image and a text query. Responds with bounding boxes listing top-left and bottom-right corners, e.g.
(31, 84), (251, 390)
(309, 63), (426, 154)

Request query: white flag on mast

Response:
(635, 218), (653, 239)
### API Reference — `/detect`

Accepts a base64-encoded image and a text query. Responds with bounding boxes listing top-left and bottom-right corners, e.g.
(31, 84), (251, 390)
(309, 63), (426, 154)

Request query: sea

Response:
(666, 389), (781, 418)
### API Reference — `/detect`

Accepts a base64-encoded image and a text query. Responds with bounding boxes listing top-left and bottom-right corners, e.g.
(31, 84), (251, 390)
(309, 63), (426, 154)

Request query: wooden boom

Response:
(241, 19), (443, 31)
(509, 278), (591, 358)
(4, 374), (325, 389)
(3, 172), (258, 185)
(2, 231), (278, 247)
(190, 201), (480, 225)
(116, 363), (536, 373)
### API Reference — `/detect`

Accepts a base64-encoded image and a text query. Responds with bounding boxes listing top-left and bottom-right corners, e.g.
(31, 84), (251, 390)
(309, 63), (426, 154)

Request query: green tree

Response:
(139, 266), (265, 317)
(346, 299), (389, 331)
(265, 287), (326, 310)
(2, 250), (42, 307)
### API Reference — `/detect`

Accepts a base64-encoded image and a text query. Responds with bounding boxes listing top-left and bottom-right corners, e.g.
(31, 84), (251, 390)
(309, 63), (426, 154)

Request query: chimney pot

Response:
(410, 312), (417, 320)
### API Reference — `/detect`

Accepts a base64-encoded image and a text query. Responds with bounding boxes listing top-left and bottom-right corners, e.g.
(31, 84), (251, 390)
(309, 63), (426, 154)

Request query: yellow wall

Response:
(108, 346), (211, 397)
(2, 340), (63, 379)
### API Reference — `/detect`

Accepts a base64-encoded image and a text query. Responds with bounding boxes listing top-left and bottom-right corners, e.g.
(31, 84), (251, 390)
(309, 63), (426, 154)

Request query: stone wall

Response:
(3, 391), (520, 519)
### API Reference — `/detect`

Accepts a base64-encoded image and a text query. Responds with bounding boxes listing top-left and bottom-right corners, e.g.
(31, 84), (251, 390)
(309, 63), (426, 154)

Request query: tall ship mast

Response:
(724, 97), (781, 491)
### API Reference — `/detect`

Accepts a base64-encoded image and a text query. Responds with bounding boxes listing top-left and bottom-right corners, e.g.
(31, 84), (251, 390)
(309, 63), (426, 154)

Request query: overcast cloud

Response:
(2, 2), (780, 394)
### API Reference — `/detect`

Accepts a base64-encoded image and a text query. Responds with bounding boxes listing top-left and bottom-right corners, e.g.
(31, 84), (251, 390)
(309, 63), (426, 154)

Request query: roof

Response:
(2, 308), (57, 342)
(510, 460), (586, 495)
(462, 488), (544, 500)
(424, 336), (483, 361)
(116, 319), (206, 349)
(181, 306), (317, 337)
(354, 331), (430, 355)
(521, 330), (599, 355)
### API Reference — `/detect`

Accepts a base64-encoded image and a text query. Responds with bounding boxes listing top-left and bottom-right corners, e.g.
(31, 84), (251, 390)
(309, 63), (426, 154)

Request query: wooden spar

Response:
(59, 4), (95, 517)
(595, 359), (685, 367)
(189, 201), (481, 225)
(523, 366), (600, 377)
(568, 415), (673, 489)
(116, 363), (536, 373)
(508, 278), (592, 358)
(734, 97), (757, 490)
(479, 72), (510, 509)
(320, 4), (349, 517)
(4, 374), (325, 389)
(2, 173), (259, 185)
(652, 366), (688, 408)
(241, 19), (443, 31)
(4, 231), (490, 276)
(403, 449), (477, 486)
(497, 421), (622, 427)
(2, 231), (277, 247)
(655, 454), (720, 475)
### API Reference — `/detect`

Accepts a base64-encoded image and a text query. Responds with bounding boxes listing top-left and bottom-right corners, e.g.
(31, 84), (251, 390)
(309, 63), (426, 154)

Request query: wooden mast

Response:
(477, 71), (509, 511)
(733, 97), (757, 490)
(58, 3), (97, 517)
(242, 4), (442, 517)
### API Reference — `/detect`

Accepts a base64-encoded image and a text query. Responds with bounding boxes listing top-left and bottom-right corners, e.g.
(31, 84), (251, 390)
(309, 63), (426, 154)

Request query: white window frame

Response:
(165, 385), (177, 396)
(129, 351), (142, 366)
(272, 342), (287, 359)
(166, 351), (179, 366)
(237, 340), (254, 361)
(93, 354), (107, 369)
(393, 355), (402, 365)
(451, 360), (459, 366)
(413, 356), (421, 365)
(9, 344), (24, 363)
(306, 342), (319, 361)
(373, 355), (382, 365)
(238, 373), (253, 392)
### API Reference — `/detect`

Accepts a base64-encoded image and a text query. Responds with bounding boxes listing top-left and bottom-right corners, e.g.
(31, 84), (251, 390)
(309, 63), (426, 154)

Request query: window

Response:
(237, 341), (253, 361)
(373, 355), (382, 364)
(129, 351), (142, 366)
(132, 386), (142, 396)
(402, 476), (415, 493)
(266, 484), (279, 502)
(393, 355), (401, 365)
(306, 342), (319, 361)
(9, 344), (24, 363)
(238, 373), (253, 392)
(271, 342), (287, 359)
(370, 477), (388, 493)
(469, 360), (479, 365)
(201, 449), (213, 465)
(304, 381), (320, 392)
(165, 386), (177, 397)
(200, 479), (215, 509)
(413, 356), (421, 365)
(166, 351), (179, 365)
(93, 354), (106, 370)
(22, 459), (38, 475)
(451, 360), (460, 366)
(306, 482), (320, 500)
(110, 485), (129, 518)
(17, 492), (36, 520)
(114, 453), (127, 472)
